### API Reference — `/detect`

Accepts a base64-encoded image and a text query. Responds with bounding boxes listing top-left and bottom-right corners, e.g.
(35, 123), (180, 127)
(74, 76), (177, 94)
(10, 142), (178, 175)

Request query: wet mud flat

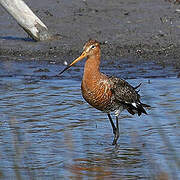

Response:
(0, 0), (180, 72)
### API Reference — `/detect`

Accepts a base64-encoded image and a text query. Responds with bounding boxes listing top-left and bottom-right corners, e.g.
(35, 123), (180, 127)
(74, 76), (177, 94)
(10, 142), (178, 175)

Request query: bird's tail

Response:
(137, 102), (151, 116)
(137, 103), (147, 116)
(141, 103), (151, 108)
(126, 102), (150, 116)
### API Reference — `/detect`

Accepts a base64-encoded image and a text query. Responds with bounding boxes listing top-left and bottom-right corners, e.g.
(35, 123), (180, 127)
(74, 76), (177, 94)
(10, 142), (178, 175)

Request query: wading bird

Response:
(59, 39), (149, 145)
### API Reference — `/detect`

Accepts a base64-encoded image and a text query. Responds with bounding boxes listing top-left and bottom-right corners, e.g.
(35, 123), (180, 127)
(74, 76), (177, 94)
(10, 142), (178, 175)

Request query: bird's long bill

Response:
(59, 52), (87, 75)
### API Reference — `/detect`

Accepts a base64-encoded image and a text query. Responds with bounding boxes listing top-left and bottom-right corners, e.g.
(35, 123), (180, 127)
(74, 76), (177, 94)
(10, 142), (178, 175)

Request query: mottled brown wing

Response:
(109, 77), (139, 103)
(109, 76), (147, 116)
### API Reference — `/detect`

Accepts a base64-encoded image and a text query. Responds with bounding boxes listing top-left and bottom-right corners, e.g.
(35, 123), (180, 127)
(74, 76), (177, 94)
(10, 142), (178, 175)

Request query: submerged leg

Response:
(112, 116), (119, 145)
(107, 113), (116, 135)
(107, 114), (120, 145)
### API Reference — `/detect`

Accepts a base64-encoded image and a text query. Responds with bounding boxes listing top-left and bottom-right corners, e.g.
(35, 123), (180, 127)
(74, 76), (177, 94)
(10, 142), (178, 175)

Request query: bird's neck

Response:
(83, 54), (101, 82)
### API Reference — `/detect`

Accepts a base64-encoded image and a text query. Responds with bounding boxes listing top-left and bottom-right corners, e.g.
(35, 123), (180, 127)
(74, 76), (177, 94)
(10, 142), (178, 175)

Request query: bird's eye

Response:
(91, 45), (95, 49)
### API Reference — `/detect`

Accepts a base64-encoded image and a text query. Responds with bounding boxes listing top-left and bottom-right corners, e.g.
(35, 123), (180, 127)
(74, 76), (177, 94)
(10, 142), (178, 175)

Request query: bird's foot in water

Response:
(112, 130), (119, 145)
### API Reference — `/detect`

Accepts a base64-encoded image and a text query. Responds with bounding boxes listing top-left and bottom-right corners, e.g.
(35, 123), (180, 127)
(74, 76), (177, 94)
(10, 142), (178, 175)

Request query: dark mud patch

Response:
(0, 0), (180, 73)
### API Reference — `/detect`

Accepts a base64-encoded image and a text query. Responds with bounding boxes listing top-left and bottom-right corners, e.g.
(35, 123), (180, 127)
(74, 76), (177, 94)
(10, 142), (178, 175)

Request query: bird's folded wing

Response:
(109, 77), (139, 104)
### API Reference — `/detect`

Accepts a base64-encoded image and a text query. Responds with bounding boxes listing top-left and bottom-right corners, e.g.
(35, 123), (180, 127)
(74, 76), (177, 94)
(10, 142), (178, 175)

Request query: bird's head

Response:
(59, 39), (100, 75)
(82, 39), (100, 57)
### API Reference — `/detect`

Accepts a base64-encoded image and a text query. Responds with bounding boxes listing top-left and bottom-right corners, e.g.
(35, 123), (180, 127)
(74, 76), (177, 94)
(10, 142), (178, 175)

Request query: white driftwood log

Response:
(0, 0), (52, 41)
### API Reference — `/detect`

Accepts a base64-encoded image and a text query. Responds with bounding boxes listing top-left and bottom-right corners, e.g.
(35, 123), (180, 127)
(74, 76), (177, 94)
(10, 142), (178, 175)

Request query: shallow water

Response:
(0, 59), (179, 179)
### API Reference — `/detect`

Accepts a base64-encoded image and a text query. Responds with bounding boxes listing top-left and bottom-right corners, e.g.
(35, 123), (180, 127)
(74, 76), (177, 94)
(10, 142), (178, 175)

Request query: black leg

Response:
(112, 116), (119, 145)
(107, 114), (120, 145)
(107, 114), (116, 135)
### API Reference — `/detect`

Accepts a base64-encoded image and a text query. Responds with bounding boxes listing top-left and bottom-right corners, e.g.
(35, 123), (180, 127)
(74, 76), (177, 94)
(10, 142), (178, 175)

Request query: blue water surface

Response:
(0, 59), (179, 179)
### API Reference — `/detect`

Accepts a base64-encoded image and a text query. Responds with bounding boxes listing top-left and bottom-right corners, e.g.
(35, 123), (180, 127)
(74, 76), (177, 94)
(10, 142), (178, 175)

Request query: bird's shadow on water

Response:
(0, 36), (35, 42)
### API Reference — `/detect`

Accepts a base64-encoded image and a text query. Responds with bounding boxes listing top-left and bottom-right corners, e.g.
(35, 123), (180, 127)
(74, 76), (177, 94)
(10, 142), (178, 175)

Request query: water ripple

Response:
(0, 60), (179, 179)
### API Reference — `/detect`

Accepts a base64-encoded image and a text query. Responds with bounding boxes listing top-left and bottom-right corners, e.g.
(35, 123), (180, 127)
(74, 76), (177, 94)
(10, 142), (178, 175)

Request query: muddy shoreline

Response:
(0, 0), (180, 70)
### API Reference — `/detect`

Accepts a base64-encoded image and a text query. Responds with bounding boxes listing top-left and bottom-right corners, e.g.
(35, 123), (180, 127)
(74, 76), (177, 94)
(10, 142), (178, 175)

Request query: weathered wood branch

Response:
(0, 0), (53, 41)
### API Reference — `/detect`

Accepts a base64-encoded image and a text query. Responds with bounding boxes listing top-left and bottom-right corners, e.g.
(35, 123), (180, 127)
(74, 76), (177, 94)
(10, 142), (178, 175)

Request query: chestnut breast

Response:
(81, 75), (114, 112)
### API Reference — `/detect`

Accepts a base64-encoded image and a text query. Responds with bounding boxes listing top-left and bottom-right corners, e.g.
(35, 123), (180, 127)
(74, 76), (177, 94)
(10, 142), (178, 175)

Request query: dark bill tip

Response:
(58, 65), (71, 76)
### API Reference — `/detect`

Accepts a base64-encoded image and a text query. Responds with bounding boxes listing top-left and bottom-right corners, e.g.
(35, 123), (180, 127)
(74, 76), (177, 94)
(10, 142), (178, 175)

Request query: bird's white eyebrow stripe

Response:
(84, 44), (96, 52)
(85, 45), (92, 52)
